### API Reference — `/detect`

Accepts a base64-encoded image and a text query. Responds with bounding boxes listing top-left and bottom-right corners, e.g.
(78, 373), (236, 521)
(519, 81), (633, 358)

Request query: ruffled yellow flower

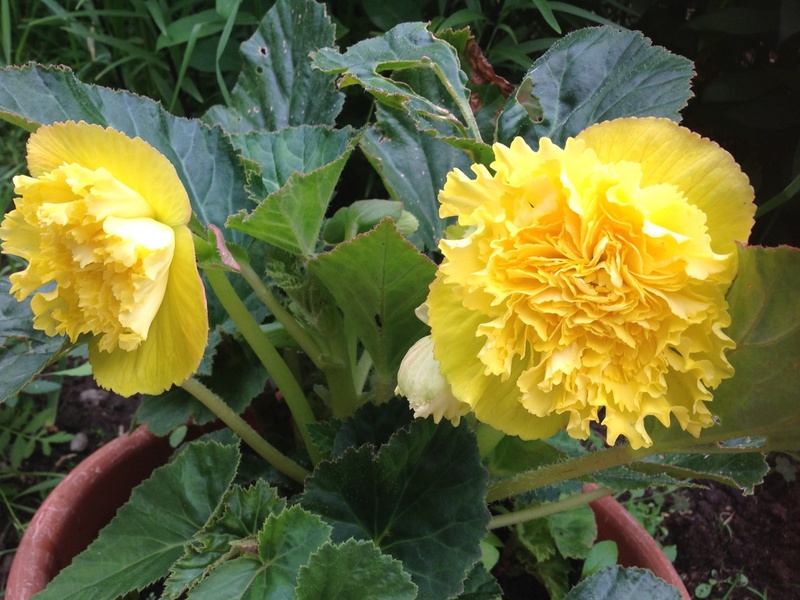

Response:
(427, 117), (755, 449)
(0, 121), (208, 396)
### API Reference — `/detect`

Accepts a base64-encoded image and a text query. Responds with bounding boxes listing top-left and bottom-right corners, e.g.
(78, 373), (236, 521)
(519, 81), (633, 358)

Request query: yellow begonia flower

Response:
(0, 121), (208, 396)
(428, 117), (755, 449)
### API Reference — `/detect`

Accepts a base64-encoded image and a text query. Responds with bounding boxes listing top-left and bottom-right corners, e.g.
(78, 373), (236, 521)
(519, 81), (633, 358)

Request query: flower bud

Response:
(395, 336), (470, 425)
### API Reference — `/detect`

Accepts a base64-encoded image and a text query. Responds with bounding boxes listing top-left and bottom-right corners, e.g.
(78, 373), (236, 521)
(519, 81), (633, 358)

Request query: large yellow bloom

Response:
(427, 117), (755, 449)
(0, 121), (208, 396)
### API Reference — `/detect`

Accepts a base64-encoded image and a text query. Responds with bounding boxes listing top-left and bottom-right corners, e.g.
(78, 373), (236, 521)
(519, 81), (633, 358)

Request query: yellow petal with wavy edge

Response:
(89, 226), (207, 396)
(26, 121), (190, 227)
(577, 117), (755, 256)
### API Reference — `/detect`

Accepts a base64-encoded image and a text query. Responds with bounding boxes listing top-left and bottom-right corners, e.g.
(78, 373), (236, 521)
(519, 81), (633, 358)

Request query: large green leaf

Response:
(651, 246), (800, 449)
(34, 441), (240, 600)
(308, 219), (436, 396)
(496, 26), (695, 148)
(361, 105), (474, 249)
(312, 22), (474, 141)
(0, 277), (66, 403)
(187, 505), (332, 599)
(0, 64), (250, 235)
(226, 127), (359, 256)
(203, 0), (343, 133)
(300, 418), (490, 600)
(563, 566), (682, 600)
(295, 540), (417, 600)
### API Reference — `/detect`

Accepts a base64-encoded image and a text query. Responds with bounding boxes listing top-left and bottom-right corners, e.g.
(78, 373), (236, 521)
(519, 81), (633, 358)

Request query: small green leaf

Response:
(296, 540), (417, 600)
(204, 0), (343, 133)
(548, 504), (597, 559)
(581, 540), (619, 579)
(301, 418), (490, 600)
(34, 441), (240, 600)
(226, 127), (359, 256)
(331, 397), (414, 457)
(188, 505), (332, 599)
(323, 200), (418, 244)
(164, 480), (286, 597)
(497, 26), (695, 148)
(457, 562), (503, 599)
(309, 219), (436, 394)
(564, 566), (683, 600)
(488, 437), (565, 477)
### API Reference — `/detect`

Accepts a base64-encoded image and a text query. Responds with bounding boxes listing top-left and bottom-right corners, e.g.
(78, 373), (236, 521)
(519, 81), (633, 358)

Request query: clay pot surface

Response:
(590, 491), (690, 599)
(8, 430), (688, 599)
(6, 427), (172, 600)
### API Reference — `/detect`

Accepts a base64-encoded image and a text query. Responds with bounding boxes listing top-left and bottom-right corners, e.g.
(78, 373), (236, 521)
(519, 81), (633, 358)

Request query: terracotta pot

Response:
(6, 427), (173, 600)
(590, 491), (690, 600)
(7, 431), (689, 600)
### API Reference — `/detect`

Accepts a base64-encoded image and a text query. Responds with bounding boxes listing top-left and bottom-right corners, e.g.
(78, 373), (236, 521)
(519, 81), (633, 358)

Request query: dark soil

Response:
(2, 379), (799, 600)
(664, 461), (800, 600)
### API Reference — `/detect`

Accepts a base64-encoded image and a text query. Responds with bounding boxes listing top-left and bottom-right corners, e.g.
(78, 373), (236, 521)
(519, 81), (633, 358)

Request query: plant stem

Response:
(488, 486), (614, 530)
(181, 377), (310, 483)
(238, 261), (324, 366)
(487, 444), (651, 502)
(203, 267), (321, 465)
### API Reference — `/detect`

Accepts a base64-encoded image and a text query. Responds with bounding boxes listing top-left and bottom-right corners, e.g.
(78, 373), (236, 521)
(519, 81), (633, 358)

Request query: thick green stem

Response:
(488, 486), (614, 530)
(487, 444), (651, 502)
(181, 377), (309, 483)
(203, 267), (321, 465)
(238, 261), (324, 366)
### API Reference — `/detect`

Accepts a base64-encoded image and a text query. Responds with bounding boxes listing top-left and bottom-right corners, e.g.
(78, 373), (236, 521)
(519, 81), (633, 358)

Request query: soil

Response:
(2, 379), (799, 599)
(664, 463), (800, 600)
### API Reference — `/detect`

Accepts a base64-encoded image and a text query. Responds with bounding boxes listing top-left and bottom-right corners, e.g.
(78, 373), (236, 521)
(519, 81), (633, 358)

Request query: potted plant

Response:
(1, 0), (797, 598)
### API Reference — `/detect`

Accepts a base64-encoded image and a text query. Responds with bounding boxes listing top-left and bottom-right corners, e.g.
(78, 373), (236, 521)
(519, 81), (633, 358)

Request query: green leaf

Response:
(164, 480), (286, 597)
(636, 453), (769, 495)
(312, 22), (473, 138)
(204, 0), (343, 133)
(564, 566), (683, 600)
(300, 418), (490, 600)
(295, 539), (417, 600)
(231, 125), (360, 200)
(34, 441), (240, 600)
(0, 277), (67, 403)
(497, 26), (695, 148)
(308, 219), (436, 395)
(361, 106), (475, 249)
(581, 540), (619, 579)
(547, 505), (596, 559)
(322, 200), (418, 245)
(331, 397), (414, 457)
(187, 505), (332, 599)
(0, 64), (250, 237)
(226, 127), (359, 256)
(457, 562), (502, 600)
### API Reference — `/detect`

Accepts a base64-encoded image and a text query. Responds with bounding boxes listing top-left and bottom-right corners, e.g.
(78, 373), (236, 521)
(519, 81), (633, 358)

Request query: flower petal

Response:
(88, 226), (207, 396)
(26, 121), (190, 227)
(577, 117), (755, 256)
